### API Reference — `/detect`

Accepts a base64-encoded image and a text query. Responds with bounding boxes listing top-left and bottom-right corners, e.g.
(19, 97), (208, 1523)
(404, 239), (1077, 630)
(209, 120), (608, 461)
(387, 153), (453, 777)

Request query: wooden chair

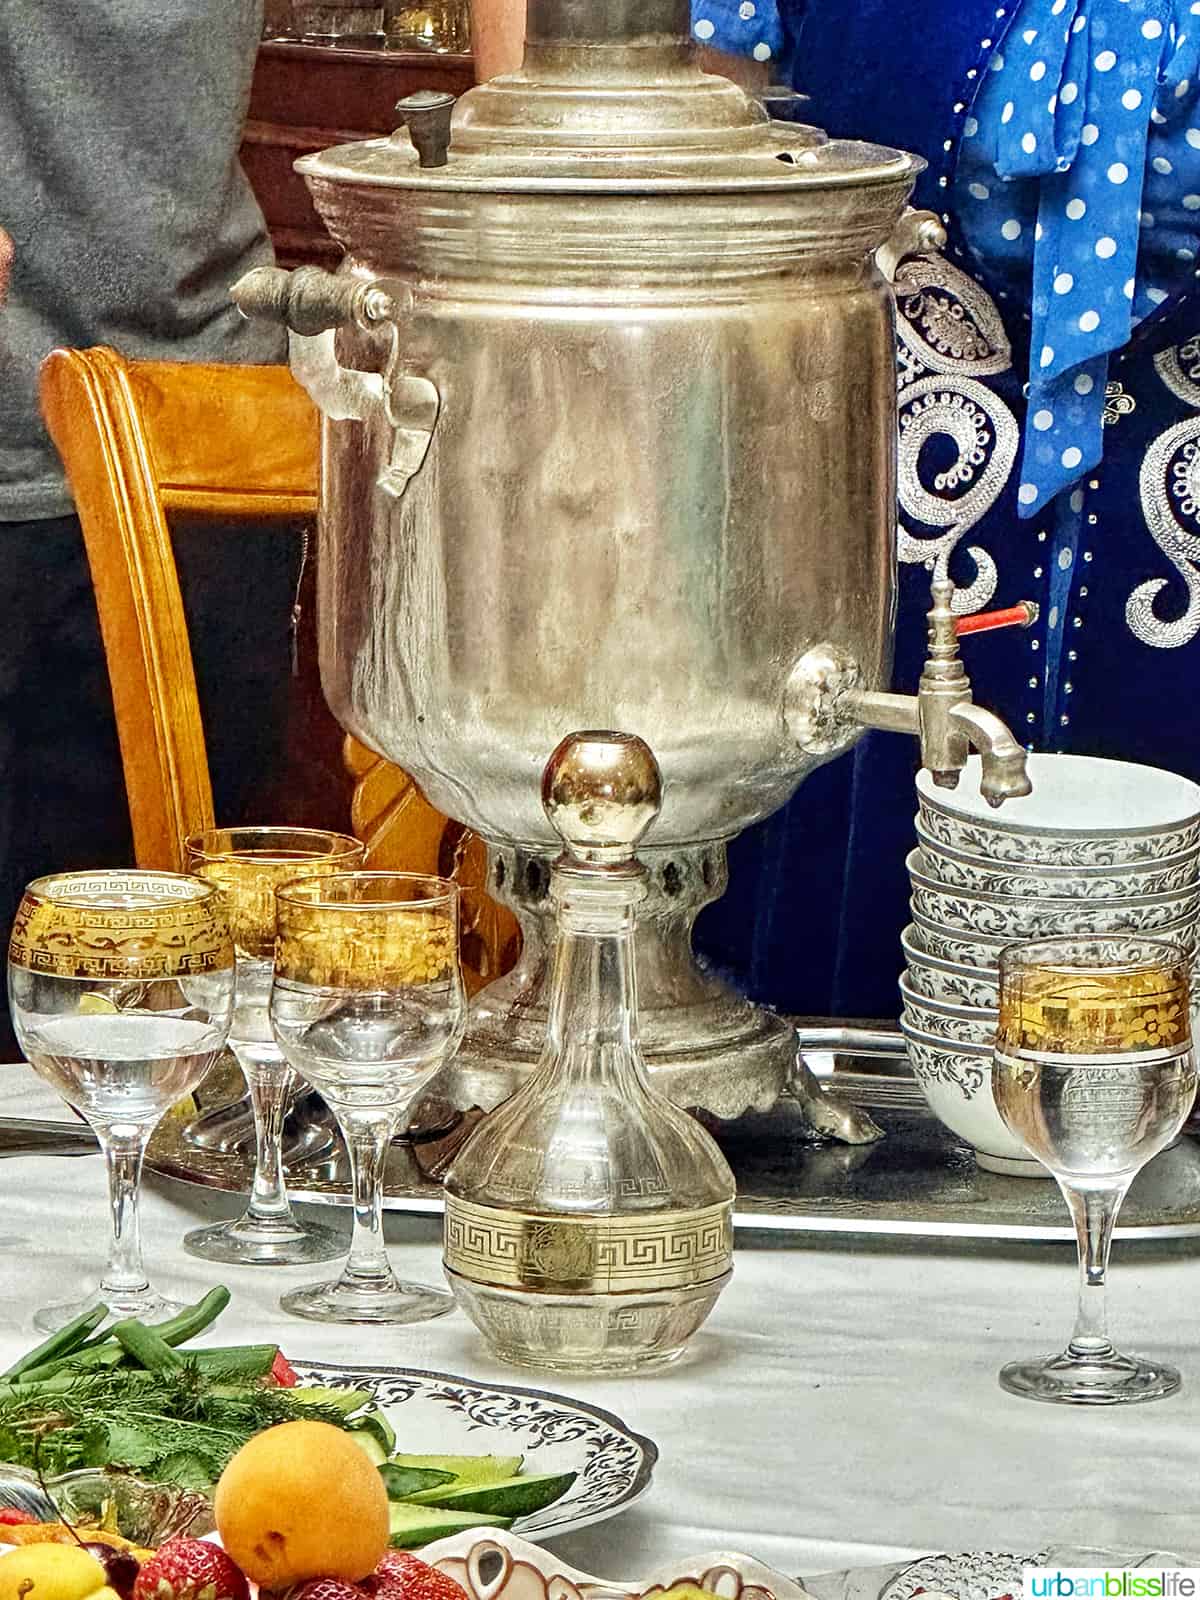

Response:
(39, 346), (519, 991)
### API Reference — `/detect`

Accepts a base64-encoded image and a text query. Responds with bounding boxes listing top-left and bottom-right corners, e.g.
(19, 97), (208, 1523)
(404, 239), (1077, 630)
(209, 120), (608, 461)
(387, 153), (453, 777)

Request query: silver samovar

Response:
(234, 0), (1030, 1126)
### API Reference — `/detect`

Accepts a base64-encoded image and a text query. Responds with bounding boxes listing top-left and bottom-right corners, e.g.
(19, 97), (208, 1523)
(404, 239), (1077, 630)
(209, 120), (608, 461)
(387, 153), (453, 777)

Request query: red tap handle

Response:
(954, 601), (1040, 637)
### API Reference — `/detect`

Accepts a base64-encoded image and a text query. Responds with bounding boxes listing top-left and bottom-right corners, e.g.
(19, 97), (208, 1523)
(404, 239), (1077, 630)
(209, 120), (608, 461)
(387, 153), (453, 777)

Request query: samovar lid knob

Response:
(396, 90), (456, 168)
(542, 732), (662, 866)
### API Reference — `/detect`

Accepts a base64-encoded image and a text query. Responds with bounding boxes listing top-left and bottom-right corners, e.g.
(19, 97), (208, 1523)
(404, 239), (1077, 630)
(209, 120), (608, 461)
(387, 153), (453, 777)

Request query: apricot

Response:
(214, 1419), (390, 1588)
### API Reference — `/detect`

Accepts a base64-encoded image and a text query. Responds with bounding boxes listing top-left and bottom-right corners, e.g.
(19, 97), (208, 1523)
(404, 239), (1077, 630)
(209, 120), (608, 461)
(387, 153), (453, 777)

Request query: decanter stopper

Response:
(442, 730), (736, 1375)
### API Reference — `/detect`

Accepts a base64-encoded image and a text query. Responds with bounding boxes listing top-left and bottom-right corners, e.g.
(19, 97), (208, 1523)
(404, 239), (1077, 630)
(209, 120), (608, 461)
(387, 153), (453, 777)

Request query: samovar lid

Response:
(298, 0), (921, 196)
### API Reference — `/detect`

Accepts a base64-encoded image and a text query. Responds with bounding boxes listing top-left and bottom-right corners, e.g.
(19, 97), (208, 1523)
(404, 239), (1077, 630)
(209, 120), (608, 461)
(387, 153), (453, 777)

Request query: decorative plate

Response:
(877, 1550), (1047, 1600)
(420, 1526), (810, 1600)
(292, 1362), (657, 1542)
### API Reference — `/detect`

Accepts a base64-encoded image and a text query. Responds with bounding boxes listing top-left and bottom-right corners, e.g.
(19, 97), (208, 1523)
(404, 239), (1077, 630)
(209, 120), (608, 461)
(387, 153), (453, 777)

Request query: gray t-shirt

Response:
(0, 0), (287, 521)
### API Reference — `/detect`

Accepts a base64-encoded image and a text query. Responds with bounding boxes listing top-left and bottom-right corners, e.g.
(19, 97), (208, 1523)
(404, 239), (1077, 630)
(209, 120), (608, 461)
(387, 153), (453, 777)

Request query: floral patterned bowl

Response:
(900, 1022), (1047, 1177)
(899, 976), (996, 1048)
(916, 754), (1200, 867)
(908, 851), (1200, 939)
(421, 1527), (811, 1600)
(900, 926), (1000, 1007)
(914, 829), (1200, 901)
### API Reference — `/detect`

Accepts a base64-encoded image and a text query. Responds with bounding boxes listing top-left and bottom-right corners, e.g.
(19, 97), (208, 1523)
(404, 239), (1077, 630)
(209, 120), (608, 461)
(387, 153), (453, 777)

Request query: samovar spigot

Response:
(786, 575), (1033, 809)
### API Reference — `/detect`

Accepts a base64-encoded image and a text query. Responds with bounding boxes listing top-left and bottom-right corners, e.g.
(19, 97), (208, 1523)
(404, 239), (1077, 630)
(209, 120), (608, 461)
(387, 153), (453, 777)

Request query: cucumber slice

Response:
(386, 1502), (511, 1549)
(290, 1386), (375, 1415)
(350, 1410), (397, 1456)
(351, 1432), (389, 1467)
(379, 1463), (457, 1499)
(405, 1470), (577, 1517)
(386, 1453), (524, 1486)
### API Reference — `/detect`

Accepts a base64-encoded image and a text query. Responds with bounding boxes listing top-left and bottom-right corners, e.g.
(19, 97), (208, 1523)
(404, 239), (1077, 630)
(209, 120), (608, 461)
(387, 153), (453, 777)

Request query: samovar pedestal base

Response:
(435, 841), (881, 1141)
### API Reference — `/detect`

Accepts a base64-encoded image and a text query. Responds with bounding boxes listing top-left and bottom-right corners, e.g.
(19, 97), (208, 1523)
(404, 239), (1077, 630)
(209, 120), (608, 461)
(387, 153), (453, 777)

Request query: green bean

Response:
(112, 1321), (185, 1373)
(153, 1286), (231, 1347)
(1, 1304), (109, 1381)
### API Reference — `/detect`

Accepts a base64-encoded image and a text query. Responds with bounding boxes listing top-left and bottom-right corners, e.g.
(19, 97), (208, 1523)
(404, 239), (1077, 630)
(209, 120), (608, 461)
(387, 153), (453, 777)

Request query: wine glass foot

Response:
(33, 1285), (187, 1334)
(280, 1276), (455, 1326)
(183, 1211), (347, 1267)
(1000, 1345), (1182, 1405)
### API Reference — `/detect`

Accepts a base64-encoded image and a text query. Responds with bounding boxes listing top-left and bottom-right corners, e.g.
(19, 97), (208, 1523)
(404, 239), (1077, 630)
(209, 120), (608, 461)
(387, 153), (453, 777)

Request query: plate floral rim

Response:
(291, 1360), (659, 1541)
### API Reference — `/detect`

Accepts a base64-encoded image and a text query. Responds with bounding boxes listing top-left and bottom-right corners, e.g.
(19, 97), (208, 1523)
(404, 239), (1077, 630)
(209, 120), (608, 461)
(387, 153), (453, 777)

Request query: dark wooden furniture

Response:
(242, 39), (475, 267)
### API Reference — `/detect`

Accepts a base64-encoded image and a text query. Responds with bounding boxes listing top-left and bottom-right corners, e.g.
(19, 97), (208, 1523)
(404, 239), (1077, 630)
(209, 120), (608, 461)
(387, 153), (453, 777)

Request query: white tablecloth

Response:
(2, 1064), (1198, 1583)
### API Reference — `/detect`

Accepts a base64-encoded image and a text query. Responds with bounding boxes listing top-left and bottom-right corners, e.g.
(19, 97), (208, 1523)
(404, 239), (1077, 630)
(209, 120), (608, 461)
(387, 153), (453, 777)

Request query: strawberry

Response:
(285, 1581), (365, 1600)
(132, 1539), (250, 1600)
(0, 1508), (37, 1525)
(366, 1552), (469, 1600)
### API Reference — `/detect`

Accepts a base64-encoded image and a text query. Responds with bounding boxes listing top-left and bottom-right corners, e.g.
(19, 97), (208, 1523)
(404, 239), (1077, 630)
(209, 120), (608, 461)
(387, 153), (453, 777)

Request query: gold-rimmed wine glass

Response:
(181, 826), (364, 1266)
(270, 871), (466, 1323)
(993, 934), (1197, 1405)
(8, 869), (235, 1330)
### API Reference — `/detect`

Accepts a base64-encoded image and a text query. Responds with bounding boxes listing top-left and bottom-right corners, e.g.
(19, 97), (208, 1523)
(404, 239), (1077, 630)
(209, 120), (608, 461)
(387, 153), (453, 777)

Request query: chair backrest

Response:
(39, 346), (519, 988)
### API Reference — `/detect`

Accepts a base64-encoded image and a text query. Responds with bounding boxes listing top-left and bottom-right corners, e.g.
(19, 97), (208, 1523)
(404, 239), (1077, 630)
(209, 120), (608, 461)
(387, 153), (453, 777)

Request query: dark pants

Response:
(0, 514), (303, 1053)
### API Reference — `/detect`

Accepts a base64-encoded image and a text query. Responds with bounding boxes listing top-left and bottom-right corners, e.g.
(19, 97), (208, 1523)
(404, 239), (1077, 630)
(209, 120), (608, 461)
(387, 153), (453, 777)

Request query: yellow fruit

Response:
(214, 1418), (390, 1588)
(0, 1543), (109, 1600)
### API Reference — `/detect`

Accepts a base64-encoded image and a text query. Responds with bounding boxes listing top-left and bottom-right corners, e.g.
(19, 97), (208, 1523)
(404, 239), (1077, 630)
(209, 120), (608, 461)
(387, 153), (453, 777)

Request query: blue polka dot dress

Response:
(688, 0), (785, 64)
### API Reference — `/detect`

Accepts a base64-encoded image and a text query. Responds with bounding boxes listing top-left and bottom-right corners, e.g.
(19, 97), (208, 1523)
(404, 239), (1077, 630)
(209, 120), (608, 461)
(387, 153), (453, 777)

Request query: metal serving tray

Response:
(144, 1027), (1200, 1243)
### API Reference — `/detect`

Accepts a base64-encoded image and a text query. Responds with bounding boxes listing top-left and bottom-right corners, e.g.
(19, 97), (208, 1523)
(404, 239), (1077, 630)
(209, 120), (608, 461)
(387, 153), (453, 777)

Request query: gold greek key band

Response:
(10, 873), (234, 980)
(444, 1194), (733, 1295)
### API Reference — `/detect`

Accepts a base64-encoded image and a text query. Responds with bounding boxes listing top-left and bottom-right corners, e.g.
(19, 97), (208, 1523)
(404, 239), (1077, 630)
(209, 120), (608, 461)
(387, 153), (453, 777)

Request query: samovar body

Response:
(253, 0), (924, 1116)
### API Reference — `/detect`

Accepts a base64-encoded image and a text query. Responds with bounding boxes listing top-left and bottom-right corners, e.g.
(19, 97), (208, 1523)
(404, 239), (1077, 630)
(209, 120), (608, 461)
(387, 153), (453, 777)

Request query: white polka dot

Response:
(1035, 221), (1044, 240)
(1108, 162), (1129, 184)
(1073, 13), (1085, 30)
(1021, 132), (1037, 153)
(739, 0), (756, 15)
(1186, 195), (1200, 211)
(1141, 210), (1156, 226)
(1179, 247), (1196, 260)
(1143, 18), (1163, 37)
(1153, 155), (1174, 173)
(1070, 488), (1085, 512)
(1047, 93), (1058, 114)
(1148, 286), (1169, 304)
(990, 50), (1006, 70)
(1192, 2), (1200, 13)
(1189, 129), (1200, 149)
(969, 182), (990, 199)
(1095, 49), (1118, 71)
(1001, 217), (1022, 239)
(1062, 447), (1083, 469)
(693, 17), (715, 38)
(1095, 236), (1117, 259)
(1033, 408), (1054, 430)
(1001, 100), (1015, 123)
(752, 40), (771, 59)
(1081, 123), (1100, 145)
(1066, 197), (1087, 218)
(1040, 345), (1055, 368)
(1053, 0), (1067, 11)
(1122, 88), (1143, 109)
(1078, 309), (1100, 332)
(1124, 278), (1135, 298)
(1061, 81), (1079, 104)
(1030, 59), (1047, 81)
(1018, 483), (1039, 505)
(1054, 271), (1074, 293)
(1023, 27), (1038, 43)
(1075, 372), (1094, 394)
(1178, 77), (1192, 98)
(965, 116), (979, 136)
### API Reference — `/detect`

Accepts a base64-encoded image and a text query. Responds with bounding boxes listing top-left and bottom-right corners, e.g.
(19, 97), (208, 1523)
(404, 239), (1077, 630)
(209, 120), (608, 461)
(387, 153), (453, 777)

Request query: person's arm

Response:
(468, 0), (772, 88)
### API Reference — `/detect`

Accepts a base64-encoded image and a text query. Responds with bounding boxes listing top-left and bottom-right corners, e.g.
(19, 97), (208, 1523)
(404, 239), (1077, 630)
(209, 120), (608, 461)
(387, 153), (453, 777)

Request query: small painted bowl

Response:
(914, 828), (1200, 901)
(900, 1020), (1048, 1177)
(899, 975), (996, 1048)
(900, 925), (1000, 1007)
(0, 1466), (212, 1542)
(908, 851), (1200, 939)
(916, 754), (1200, 868)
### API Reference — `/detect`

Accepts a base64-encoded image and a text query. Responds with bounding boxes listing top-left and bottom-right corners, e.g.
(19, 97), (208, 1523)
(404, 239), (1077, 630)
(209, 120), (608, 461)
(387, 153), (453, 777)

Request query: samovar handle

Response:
(875, 208), (947, 282)
(231, 265), (441, 504)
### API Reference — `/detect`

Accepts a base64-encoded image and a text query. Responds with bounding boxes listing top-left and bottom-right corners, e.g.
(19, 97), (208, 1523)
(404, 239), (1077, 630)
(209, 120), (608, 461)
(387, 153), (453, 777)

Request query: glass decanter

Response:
(443, 730), (735, 1374)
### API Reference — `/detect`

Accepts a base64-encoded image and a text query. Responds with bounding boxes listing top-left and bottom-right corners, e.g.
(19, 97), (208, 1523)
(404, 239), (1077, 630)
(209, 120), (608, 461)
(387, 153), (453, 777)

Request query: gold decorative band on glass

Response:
(443, 1194), (734, 1296)
(997, 935), (1192, 1057)
(10, 870), (234, 979)
(184, 827), (365, 962)
(273, 872), (458, 990)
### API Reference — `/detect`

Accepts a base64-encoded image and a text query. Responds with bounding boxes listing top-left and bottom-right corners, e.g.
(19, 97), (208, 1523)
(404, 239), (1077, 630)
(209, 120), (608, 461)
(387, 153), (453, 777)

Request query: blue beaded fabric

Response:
(687, 0), (1200, 1020)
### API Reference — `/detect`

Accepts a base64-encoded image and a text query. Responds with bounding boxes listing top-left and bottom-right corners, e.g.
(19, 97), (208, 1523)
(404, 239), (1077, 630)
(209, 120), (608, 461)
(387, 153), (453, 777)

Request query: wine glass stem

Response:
(1062, 1179), (1129, 1360)
(340, 1108), (403, 1286)
(237, 1047), (298, 1223)
(98, 1125), (152, 1297)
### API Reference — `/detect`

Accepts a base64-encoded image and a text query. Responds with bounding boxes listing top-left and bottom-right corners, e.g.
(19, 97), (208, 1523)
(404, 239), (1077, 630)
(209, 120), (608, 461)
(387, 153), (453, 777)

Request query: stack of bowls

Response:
(899, 753), (1200, 1177)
